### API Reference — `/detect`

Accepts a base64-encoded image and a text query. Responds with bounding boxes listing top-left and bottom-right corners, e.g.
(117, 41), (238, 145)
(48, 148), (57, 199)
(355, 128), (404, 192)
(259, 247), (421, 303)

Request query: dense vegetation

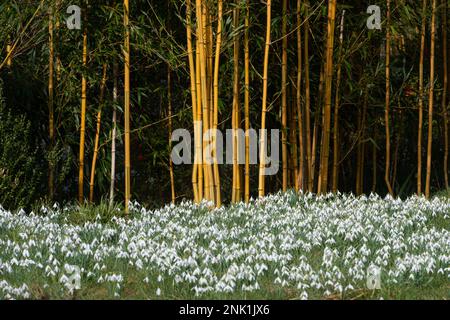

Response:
(0, 192), (448, 299)
(0, 86), (43, 209)
(0, 1), (449, 209)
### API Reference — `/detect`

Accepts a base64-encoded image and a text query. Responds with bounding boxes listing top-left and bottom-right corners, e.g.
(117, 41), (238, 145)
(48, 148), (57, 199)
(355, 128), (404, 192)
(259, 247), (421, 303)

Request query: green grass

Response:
(434, 188), (450, 199)
(21, 272), (449, 300)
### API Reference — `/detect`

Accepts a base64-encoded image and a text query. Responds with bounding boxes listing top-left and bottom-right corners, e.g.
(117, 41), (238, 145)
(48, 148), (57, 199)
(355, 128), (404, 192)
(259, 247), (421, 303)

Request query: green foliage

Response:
(433, 188), (450, 199)
(0, 84), (43, 210)
(57, 199), (125, 225)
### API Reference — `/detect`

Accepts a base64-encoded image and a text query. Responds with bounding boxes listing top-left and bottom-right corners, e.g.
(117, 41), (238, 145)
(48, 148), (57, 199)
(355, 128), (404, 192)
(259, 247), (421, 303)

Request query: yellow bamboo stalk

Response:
(186, 0), (199, 203)
(197, 0), (214, 202)
(167, 1), (176, 204)
(195, 38), (204, 200)
(244, 0), (250, 202)
(206, 9), (214, 134)
(89, 64), (108, 203)
(6, 43), (12, 67)
(425, 0), (436, 198)
(200, 2), (211, 201)
(168, 66), (176, 204)
(207, 9), (216, 202)
(110, 61), (118, 207)
(78, 27), (88, 203)
(318, 0), (337, 194)
(213, 0), (223, 206)
(124, 0), (131, 213)
(258, 0), (272, 198)
(232, 5), (241, 203)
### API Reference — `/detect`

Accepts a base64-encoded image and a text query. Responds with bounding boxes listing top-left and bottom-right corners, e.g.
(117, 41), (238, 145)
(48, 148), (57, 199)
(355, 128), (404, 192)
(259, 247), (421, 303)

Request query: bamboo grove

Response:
(0, 0), (448, 210)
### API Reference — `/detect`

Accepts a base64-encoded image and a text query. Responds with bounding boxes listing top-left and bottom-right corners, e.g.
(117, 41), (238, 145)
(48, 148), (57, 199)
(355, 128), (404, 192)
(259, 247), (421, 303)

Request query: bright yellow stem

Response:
(124, 0), (131, 213)
(258, 0), (272, 198)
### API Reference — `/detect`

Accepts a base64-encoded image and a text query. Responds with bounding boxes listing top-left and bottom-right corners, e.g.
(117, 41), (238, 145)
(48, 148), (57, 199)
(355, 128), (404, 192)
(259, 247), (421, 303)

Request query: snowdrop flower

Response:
(300, 291), (308, 300)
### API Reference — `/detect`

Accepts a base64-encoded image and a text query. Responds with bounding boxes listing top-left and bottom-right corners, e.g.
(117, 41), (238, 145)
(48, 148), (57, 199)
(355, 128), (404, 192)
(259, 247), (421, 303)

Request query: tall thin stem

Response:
(124, 0), (131, 213)
(332, 10), (345, 193)
(78, 19), (88, 203)
(385, 0), (394, 195)
(318, 0), (337, 194)
(417, 0), (427, 195)
(441, 0), (448, 189)
(296, 0), (304, 191)
(89, 64), (108, 203)
(213, 0), (223, 206)
(168, 66), (175, 204)
(110, 61), (118, 207)
(48, 4), (55, 200)
(281, 0), (288, 192)
(186, 0), (199, 203)
(304, 1), (312, 192)
(258, 0), (272, 197)
(244, 0), (250, 202)
(425, 0), (437, 198)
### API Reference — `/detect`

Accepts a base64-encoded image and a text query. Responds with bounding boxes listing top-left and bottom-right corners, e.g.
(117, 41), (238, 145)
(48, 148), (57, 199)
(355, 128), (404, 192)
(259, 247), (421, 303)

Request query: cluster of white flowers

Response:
(0, 192), (448, 299)
(0, 281), (30, 300)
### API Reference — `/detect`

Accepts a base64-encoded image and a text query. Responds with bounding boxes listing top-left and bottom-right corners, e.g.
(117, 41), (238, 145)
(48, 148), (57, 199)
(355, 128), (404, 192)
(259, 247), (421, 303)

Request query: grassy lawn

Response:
(0, 191), (449, 300)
